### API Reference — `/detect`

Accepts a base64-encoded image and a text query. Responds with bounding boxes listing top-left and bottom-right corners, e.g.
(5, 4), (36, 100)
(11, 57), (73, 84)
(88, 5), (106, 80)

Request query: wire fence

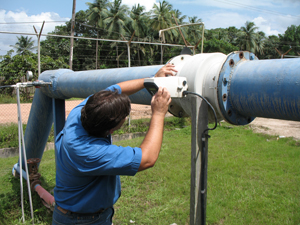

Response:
(0, 28), (192, 125)
(0, 88), (153, 125)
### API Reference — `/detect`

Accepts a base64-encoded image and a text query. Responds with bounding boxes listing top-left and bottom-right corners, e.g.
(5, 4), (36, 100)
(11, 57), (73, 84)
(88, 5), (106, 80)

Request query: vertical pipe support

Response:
(52, 98), (66, 139)
(20, 88), (53, 169)
(190, 96), (208, 224)
(53, 98), (66, 167)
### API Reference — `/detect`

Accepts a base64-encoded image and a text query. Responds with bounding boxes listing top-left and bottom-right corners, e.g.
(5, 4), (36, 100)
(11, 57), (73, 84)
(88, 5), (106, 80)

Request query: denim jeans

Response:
(52, 204), (114, 225)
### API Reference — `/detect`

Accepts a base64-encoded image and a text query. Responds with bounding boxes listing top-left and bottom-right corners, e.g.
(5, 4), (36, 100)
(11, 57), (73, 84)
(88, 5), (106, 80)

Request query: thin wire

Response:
(0, 85), (16, 89)
(0, 21), (68, 25)
(182, 91), (218, 134)
(214, 0), (300, 19)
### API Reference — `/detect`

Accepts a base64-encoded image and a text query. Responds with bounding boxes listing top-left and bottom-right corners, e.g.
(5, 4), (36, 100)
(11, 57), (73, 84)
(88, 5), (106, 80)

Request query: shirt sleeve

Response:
(82, 144), (142, 176)
(79, 84), (122, 107)
(105, 84), (122, 94)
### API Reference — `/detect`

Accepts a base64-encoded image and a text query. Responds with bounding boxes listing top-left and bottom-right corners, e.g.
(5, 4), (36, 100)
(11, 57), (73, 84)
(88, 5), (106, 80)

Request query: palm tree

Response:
(129, 4), (149, 65)
(105, 0), (130, 39)
(130, 4), (148, 37)
(255, 31), (266, 56)
(150, 1), (175, 42)
(186, 16), (203, 46)
(171, 9), (187, 45)
(172, 9), (186, 25)
(150, 0), (176, 63)
(238, 21), (259, 52)
(86, 0), (109, 69)
(104, 0), (130, 67)
(10, 36), (36, 55)
(86, 0), (109, 29)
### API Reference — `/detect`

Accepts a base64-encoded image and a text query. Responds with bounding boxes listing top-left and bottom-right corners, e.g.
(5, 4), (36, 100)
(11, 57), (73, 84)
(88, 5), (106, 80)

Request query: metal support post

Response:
(52, 98), (66, 167)
(127, 43), (131, 68)
(52, 98), (66, 138)
(190, 96), (208, 225)
(33, 21), (45, 76)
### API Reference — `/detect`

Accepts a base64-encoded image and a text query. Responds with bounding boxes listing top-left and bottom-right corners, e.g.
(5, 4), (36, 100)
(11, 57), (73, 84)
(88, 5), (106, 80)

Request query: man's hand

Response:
(155, 63), (178, 77)
(151, 87), (171, 116)
(138, 87), (171, 172)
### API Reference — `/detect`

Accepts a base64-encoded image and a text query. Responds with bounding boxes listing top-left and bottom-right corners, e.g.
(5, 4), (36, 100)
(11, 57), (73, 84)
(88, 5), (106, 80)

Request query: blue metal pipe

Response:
(39, 65), (163, 104)
(217, 52), (300, 125)
(230, 58), (300, 121)
(19, 88), (53, 169)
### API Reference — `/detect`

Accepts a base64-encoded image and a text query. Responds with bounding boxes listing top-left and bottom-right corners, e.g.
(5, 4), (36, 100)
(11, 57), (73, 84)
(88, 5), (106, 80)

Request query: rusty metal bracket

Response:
(27, 158), (42, 191)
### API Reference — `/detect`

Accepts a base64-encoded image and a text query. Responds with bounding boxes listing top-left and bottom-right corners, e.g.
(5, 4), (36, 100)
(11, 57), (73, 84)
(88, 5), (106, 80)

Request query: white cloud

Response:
(253, 17), (280, 36)
(200, 10), (251, 30)
(0, 10), (69, 55)
(192, 1), (300, 37)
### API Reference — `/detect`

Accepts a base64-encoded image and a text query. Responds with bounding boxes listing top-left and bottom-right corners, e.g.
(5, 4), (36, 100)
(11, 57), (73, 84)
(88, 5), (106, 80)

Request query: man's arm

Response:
(138, 87), (171, 171)
(117, 64), (177, 95)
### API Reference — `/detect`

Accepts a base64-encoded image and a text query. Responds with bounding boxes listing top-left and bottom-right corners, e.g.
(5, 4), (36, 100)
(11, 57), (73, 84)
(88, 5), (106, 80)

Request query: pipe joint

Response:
(218, 51), (257, 125)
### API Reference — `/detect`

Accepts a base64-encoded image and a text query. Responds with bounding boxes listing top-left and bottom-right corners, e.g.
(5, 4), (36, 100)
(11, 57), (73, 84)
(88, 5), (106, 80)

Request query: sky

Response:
(0, 0), (300, 55)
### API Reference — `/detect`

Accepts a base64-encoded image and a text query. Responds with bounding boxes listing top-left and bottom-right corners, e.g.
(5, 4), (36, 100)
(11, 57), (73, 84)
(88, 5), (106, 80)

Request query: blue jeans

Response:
(52, 205), (114, 225)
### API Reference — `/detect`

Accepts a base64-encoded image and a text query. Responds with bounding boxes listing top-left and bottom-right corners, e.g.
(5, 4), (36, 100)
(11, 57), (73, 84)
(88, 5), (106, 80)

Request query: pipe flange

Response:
(27, 158), (40, 174)
(217, 51), (258, 125)
(30, 179), (42, 191)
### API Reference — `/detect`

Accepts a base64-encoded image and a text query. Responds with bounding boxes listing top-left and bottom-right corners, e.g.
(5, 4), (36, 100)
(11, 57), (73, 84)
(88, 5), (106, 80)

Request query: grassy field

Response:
(0, 122), (299, 224)
(0, 117), (189, 148)
(0, 94), (84, 104)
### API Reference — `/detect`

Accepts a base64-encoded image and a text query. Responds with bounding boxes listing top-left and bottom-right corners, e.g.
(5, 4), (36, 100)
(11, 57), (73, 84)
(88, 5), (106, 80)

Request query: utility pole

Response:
(69, 0), (76, 70)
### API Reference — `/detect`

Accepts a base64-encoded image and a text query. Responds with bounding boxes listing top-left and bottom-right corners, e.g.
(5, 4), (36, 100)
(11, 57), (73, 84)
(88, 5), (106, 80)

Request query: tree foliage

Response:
(0, 51), (69, 99)
(10, 36), (37, 55)
(238, 21), (259, 52)
(1, 0), (299, 87)
(279, 24), (300, 56)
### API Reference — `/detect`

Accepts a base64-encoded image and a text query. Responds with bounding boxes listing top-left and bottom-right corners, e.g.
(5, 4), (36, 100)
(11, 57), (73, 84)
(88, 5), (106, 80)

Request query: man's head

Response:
(81, 90), (131, 137)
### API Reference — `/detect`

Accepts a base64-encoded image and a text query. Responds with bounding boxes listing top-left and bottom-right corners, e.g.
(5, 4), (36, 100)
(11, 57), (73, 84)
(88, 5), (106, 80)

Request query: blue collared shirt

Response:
(54, 84), (142, 213)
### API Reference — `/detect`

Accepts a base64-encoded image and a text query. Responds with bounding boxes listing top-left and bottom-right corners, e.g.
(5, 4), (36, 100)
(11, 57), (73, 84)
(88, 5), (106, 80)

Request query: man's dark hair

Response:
(81, 90), (131, 137)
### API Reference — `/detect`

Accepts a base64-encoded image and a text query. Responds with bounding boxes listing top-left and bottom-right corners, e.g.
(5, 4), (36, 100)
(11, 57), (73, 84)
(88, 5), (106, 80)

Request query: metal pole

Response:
(201, 24), (205, 53)
(190, 96), (208, 225)
(128, 43), (131, 68)
(16, 86), (35, 224)
(33, 21), (45, 76)
(161, 45), (163, 64)
(69, 0), (76, 70)
(96, 31), (99, 69)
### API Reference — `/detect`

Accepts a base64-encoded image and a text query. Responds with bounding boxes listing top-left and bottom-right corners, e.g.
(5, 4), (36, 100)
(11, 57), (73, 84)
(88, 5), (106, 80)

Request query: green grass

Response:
(113, 116), (190, 135)
(0, 122), (299, 224)
(0, 93), (84, 104)
(0, 94), (19, 104)
(0, 123), (55, 148)
(0, 117), (190, 148)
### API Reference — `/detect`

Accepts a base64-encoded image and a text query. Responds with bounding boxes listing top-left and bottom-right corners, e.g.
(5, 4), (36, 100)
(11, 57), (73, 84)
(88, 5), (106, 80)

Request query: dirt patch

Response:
(1, 102), (300, 140)
(0, 101), (154, 124)
(249, 117), (300, 140)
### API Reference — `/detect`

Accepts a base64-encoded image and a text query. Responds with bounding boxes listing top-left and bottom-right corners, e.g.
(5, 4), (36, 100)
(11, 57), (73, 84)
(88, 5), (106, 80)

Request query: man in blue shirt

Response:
(52, 64), (177, 225)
